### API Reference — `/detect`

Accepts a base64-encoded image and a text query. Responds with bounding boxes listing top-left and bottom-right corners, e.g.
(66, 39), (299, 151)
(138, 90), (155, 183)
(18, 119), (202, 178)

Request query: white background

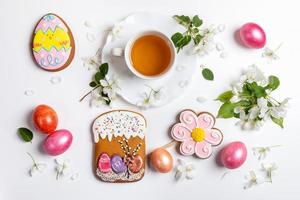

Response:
(1, 0), (300, 199)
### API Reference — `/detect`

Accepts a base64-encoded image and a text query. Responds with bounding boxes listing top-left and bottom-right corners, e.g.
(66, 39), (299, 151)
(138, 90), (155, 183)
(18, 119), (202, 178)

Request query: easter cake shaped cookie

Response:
(92, 110), (146, 183)
(32, 13), (75, 71)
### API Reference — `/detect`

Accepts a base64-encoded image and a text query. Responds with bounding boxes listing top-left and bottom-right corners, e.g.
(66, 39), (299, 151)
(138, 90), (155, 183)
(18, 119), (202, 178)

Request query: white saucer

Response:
(101, 12), (198, 108)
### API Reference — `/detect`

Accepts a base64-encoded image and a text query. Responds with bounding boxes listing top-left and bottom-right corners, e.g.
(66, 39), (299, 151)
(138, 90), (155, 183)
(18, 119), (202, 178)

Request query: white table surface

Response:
(1, 0), (300, 199)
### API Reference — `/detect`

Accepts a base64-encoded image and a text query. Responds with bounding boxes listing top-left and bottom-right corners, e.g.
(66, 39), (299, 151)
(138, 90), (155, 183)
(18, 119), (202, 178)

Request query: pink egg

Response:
(239, 22), (266, 49)
(43, 129), (73, 156)
(220, 141), (247, 169)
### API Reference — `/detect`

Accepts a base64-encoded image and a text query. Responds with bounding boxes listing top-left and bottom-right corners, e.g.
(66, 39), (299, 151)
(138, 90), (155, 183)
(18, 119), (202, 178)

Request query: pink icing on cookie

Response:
(35, 14), (68, 33)
(33, 47), (71, 70)
(171, 110), (223, 159)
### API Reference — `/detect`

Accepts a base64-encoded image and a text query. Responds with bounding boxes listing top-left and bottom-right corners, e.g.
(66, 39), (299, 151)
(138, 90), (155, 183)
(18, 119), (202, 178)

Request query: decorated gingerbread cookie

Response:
(171, 110), (223, 159)
(92, 110), (146, 183)
(32, 13), (75, 71)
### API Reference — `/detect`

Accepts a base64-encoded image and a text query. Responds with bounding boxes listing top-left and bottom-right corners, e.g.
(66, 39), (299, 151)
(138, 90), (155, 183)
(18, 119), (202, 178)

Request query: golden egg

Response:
(150, 148), (173, 173)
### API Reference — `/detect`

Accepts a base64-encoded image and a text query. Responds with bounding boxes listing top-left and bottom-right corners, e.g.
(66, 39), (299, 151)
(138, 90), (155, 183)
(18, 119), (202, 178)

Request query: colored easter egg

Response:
(239, 22), (266, 49)
(111, 155), (127, 174)
(32, 13), (75, 71)
(127, 155), (143, 173)
(98, 153), (111, 173)
(33, 104), (58, 134)
(220, 141), (247, 169)
(150, 148), (173, 173)
(43, 129), (73, 156)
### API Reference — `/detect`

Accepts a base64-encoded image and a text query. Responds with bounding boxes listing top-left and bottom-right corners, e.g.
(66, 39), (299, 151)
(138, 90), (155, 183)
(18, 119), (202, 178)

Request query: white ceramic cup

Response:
(111, 30), (176, 80)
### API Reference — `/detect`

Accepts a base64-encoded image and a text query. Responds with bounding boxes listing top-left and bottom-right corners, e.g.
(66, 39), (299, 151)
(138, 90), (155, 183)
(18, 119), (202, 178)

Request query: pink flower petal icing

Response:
(179, 139), (196, 156)
(205, 128), (223, 145)
(171, 123), (191, 141)
(194, 141), (212, 158)
(179, 110), (198, 131)
(197, 112), (215, 130)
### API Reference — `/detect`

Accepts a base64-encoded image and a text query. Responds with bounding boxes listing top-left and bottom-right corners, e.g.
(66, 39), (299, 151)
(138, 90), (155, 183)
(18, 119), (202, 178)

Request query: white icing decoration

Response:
(96, 168), (144, 182)
(92, 111), (146, 143)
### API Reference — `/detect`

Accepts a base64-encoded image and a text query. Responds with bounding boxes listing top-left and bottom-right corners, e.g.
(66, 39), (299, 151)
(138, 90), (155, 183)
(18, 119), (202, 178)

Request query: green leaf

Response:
(271, 116), (284, 128)
(202, 68), (214, 81)
(192, 15), (202, 27)
(173, 15), (191, 26)
(192, 28), (199, 34)
(180, 35), (191, 48)
(237, 100), (252, 107)
(216, 91), (233, 102)
(95, 72), (103, 83)
(217, 102), (236, 118)
(249, 82), (267, 98)
(193, 34), (203, 45)
(89, 81), (97, 87)
(171, 32), (184, 47)
(267, 75), (280, 91)
(18, 127), (33, 142)
(99, 63), (109, 77)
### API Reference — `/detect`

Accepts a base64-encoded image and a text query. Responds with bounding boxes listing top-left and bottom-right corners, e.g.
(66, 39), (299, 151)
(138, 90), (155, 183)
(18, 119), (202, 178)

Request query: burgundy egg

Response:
(239, 22), (266, 49)
(220, 141), (247, 169)
(43, 129), (73, 156)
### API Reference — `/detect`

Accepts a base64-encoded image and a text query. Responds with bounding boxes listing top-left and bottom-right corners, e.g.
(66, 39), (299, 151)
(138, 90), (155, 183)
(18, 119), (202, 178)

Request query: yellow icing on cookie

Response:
(191, 128), (206, 142)
(33, 27), (70, 52)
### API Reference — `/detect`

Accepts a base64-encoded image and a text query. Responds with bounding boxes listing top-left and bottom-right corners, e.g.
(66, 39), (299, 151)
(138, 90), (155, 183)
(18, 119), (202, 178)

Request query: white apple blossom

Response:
(175, 159), (196, 181)
(262, 162), (278, 183)
(137, 86), (166, 108)
(100, 76), (120, 99)
(55, 158), (71, 180)
(90, 91), (109, 107)
(252, 145), (281, 160)
(27, 153), (47, 177)
(244, 170), (265, 189)
(82, 55), (100, 70)
(191, 25), (225, 57)
(244, 65), (268, 86)
(262, 43), (282, 62)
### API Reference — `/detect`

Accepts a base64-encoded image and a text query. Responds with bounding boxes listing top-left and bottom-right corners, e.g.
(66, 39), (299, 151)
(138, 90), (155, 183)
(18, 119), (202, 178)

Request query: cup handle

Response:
(111, 48), (124, 57)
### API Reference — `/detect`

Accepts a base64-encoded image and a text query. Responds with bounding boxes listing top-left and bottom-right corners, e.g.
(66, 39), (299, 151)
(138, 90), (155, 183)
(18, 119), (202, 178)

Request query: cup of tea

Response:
(112, 30), (176, 80)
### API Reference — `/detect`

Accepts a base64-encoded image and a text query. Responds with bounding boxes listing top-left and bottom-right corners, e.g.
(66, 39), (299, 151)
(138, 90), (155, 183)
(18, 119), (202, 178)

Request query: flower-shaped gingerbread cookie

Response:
(171, 110), (223, 158)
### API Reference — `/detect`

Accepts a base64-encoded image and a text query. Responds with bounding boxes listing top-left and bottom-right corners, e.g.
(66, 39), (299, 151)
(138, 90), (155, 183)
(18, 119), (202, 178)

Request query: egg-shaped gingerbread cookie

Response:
(32, 13), (75, 71)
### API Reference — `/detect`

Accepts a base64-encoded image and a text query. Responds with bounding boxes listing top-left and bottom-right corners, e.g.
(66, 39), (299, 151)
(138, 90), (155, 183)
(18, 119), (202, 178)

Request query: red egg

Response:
(150, 148), (173, 173)
(33, 104), (58, 134)
(239, 22), (266, 49)
(43, 129), (73, 156)
(220, 141), (247, 169)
